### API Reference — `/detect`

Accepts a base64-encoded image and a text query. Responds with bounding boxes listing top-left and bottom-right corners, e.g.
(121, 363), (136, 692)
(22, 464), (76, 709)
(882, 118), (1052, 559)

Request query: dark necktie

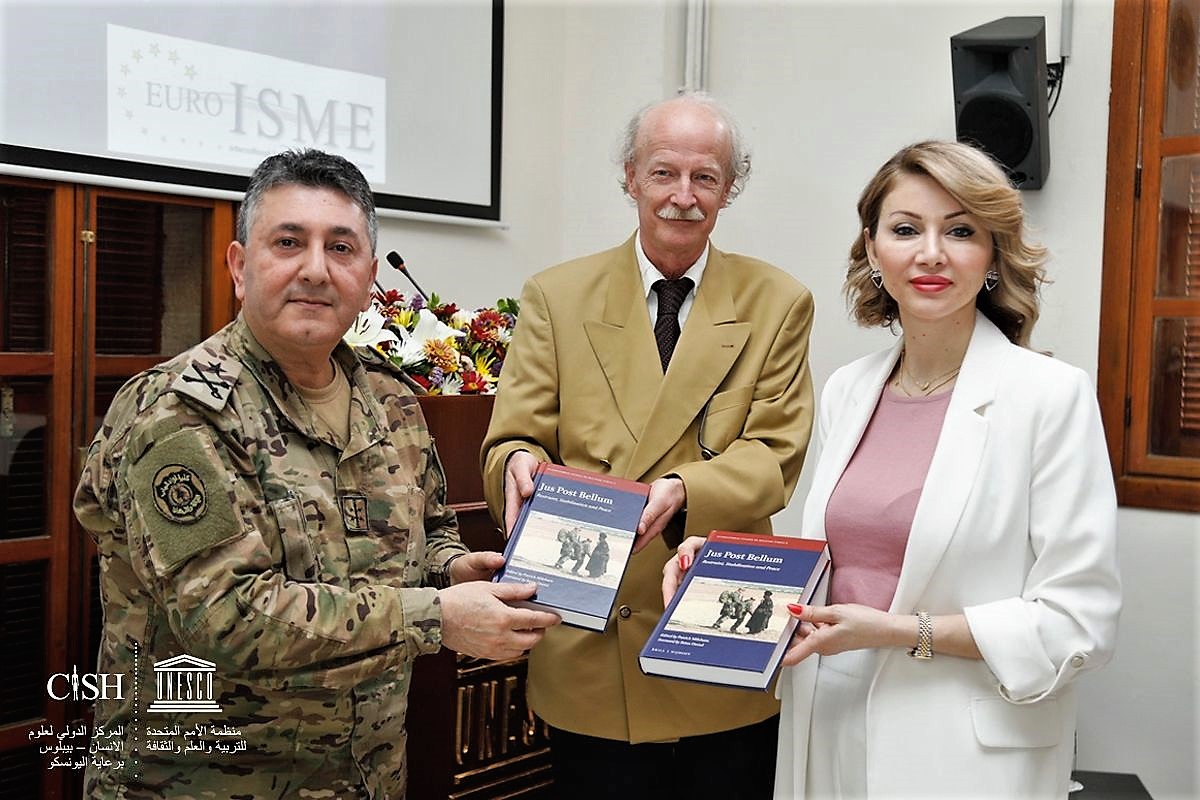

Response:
(652, 277), (694, 372)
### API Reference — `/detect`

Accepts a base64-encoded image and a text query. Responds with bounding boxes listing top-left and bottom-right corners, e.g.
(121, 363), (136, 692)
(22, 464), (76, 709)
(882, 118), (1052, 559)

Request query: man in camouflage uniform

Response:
(74, 149), (558, 799)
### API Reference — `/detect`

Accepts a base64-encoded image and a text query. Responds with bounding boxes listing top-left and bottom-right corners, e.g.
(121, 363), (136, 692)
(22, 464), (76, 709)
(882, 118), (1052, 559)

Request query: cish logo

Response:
(46, 665), (124, 702)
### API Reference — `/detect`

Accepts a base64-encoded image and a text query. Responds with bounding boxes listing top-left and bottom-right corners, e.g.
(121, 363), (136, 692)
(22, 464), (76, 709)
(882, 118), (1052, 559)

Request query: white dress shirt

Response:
(635, 231), (708, 330)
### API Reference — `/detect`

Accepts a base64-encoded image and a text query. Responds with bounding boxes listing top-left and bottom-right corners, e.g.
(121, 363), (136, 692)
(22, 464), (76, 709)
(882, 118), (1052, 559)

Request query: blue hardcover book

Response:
(639, 531), (830, 690)
(494, 463), (649, 631)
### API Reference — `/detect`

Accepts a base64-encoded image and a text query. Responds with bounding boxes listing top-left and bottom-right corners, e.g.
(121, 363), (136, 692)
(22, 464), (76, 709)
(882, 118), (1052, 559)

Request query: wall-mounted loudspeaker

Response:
(951, 17), (1050, 190)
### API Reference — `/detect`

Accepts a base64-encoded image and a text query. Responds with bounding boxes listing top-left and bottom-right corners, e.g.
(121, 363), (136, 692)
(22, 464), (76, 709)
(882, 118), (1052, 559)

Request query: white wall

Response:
(377, 1), (1198, 796)
(372, 3), (569, 308)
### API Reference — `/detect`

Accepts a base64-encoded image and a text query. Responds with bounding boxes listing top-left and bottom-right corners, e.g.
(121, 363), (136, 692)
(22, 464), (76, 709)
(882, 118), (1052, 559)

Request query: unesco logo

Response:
(148, 654), (221, 713)
(45, 666), (124, 702)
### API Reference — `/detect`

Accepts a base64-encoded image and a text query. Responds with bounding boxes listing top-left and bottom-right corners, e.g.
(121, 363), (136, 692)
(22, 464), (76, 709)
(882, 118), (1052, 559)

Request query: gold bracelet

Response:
(908, 611), (933, 660)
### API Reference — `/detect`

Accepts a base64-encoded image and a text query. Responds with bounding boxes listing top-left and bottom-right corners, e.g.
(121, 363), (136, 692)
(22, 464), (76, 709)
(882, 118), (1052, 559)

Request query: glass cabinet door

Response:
(1151, 159), (1200, 461)
(93, 197), (206, 358)
(1118, 0), (1200, 488)
(80, 187), (230, 690)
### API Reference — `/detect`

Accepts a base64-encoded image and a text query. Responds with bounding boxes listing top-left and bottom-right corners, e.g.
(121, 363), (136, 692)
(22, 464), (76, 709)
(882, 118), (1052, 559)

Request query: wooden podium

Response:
(408, 395), (553, 799)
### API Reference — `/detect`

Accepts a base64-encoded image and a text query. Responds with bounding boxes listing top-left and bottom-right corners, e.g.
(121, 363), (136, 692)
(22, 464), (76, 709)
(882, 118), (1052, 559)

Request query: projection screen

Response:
(0, 1), (503, 222)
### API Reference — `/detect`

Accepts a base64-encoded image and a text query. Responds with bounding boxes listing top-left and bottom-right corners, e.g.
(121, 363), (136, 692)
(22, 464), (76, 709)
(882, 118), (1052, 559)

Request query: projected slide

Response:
(106, 25), (386, 182)
(0, 2), (501, 220)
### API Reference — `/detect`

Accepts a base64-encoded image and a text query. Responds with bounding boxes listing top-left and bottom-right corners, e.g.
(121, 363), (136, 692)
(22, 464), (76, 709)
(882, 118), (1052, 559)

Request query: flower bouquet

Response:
(345, 289), (519, 395)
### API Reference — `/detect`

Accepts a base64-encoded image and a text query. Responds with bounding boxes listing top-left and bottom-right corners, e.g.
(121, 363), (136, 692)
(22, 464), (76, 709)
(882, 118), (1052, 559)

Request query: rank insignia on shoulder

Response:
(152, 464), (208, 523)
(171, 358), (242, 411)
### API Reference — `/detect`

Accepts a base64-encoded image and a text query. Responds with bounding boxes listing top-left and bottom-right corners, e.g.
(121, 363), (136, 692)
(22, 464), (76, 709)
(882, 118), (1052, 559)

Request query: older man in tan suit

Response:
(481, 93), (814, 799)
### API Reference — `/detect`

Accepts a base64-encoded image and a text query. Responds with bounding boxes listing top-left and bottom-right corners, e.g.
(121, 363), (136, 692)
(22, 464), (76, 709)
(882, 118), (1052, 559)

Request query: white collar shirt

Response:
(635, 231), (708, 331)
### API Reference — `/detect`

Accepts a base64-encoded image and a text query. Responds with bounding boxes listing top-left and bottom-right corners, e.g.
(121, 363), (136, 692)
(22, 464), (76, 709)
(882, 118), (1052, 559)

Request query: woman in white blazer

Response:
(664, 141), (1120, 798)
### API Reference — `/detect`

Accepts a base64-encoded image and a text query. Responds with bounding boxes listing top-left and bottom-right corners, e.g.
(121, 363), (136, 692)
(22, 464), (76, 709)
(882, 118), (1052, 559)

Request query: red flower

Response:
(431, 302), (459, 323)
(475, 308), (504, 327)
(470, 308), (504, 345)
(373, 288), (408, 319)
(459, 371), (488, 393)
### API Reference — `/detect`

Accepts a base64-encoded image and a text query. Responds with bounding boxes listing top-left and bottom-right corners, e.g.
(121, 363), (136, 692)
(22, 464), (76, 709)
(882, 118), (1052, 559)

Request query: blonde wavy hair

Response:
(845, 140), (1047, 347)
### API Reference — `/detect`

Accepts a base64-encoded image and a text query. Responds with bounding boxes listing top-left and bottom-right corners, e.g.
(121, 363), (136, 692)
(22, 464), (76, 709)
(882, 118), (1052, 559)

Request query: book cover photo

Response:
(640, 531), (829, 690)
(494, 464), (648, 631)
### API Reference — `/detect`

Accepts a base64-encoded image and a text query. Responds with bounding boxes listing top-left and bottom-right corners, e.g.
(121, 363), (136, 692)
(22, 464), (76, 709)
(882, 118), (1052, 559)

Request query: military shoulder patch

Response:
(128, 427), (242, 574)
(170, 357), (243, 412)
(151, 464), (208, 523)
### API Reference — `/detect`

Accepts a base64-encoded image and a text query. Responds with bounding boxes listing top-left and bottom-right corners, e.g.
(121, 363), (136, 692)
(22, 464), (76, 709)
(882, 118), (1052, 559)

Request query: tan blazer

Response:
(482, 235), (815, 743)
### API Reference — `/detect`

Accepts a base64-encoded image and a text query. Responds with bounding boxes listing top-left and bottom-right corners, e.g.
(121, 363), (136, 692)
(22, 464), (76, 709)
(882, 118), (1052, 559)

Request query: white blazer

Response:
(775, 313), (1121, 799)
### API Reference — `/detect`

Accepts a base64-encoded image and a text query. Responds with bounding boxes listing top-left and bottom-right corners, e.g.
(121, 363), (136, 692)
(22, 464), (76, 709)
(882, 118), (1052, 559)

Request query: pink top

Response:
(824, 386), (952, 611)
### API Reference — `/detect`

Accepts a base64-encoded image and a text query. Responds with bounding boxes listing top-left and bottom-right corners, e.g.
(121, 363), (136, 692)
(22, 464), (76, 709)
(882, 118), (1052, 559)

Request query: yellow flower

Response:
(473, 354), (498, 384)
(393, 309), (464, 367)
(424, 338), (461, 373)
(391, 308), (416, 330)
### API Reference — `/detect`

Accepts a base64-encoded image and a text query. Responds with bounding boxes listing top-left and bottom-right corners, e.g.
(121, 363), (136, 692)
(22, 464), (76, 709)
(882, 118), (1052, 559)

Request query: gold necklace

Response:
(894, 351), (961, 397)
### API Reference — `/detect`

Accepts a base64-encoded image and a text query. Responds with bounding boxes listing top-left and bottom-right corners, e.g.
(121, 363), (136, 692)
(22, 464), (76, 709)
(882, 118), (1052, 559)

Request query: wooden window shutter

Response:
(95, 198), (164, 354)
(0, 187), (51, 352)
(0, 562), (47, 725)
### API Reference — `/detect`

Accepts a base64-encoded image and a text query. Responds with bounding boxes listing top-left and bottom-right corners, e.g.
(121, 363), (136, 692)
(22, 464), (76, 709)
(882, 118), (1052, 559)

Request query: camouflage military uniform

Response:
(74, 316), (466, 799)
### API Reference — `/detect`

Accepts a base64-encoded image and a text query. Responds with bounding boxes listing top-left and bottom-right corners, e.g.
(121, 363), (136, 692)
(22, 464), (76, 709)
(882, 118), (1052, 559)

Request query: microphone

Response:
(386, 251), (430, 302)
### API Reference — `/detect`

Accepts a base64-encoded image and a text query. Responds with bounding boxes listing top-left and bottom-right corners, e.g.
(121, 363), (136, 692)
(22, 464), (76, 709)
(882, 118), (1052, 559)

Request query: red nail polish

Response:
(680, 554), (691, 571)
(787, 603), (805, 616)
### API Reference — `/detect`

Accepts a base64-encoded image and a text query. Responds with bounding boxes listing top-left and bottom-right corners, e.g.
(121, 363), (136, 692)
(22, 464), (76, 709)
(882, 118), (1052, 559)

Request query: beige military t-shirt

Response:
(295, 358), (351, 448)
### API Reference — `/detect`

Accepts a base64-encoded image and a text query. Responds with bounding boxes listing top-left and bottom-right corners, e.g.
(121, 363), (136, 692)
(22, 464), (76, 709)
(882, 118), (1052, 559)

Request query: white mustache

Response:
(656, 205), (706, 222)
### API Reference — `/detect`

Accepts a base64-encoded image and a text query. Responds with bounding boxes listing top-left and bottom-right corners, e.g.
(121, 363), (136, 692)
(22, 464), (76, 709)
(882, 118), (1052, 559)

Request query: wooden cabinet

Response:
(0, 177), (235, 798)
